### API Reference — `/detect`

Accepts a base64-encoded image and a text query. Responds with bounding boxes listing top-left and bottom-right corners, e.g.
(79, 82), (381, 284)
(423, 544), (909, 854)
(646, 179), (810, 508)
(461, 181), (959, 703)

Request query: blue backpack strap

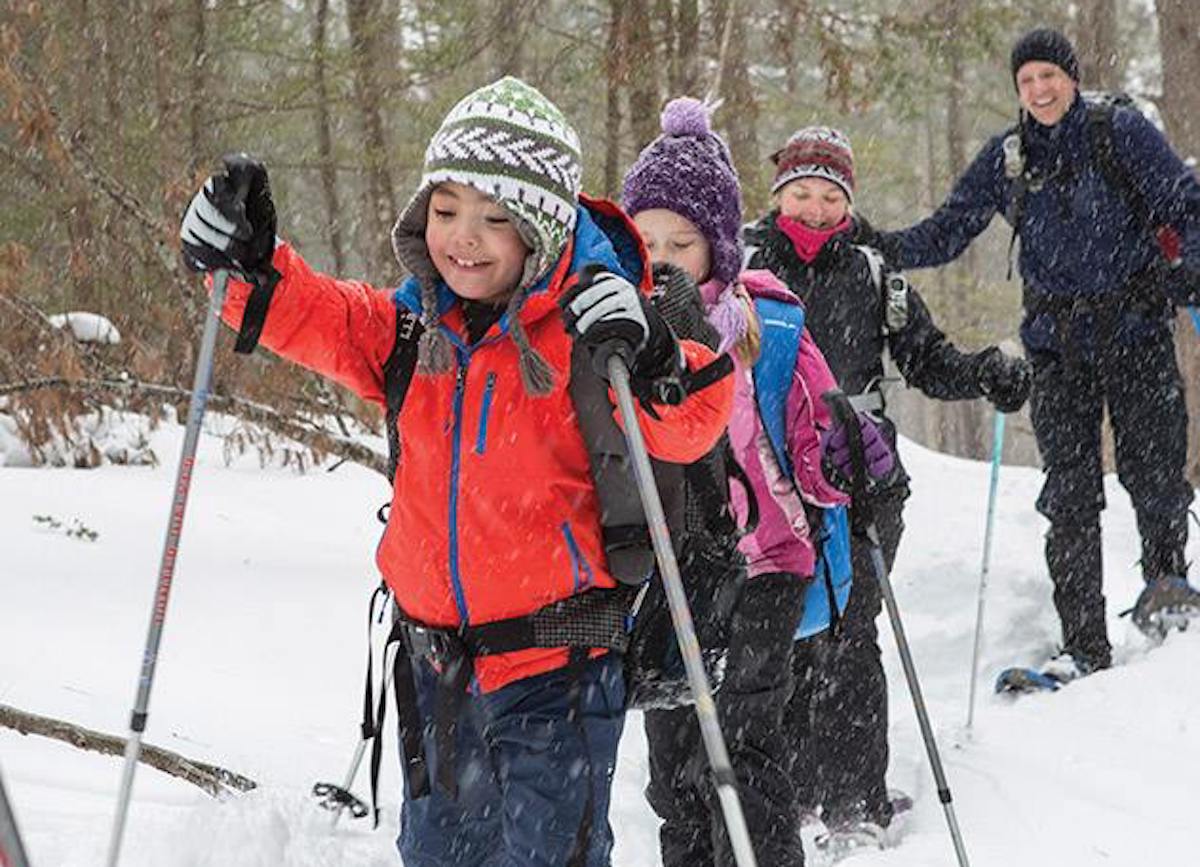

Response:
(750, 298), (853, 639)
(751, 297), (806, 479)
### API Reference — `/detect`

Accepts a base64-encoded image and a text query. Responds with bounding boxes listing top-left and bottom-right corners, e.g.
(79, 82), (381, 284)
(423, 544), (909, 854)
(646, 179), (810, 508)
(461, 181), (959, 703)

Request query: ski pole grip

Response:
(593, 337), (636, 379)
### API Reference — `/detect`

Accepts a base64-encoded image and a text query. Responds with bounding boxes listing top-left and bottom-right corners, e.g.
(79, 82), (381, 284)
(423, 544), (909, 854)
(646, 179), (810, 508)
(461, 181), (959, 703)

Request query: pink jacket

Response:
(704, 269), (848, 579)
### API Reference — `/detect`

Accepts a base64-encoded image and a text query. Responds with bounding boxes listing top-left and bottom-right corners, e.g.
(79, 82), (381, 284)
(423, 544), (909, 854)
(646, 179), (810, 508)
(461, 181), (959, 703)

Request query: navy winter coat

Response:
(880, 93), (1200, 328)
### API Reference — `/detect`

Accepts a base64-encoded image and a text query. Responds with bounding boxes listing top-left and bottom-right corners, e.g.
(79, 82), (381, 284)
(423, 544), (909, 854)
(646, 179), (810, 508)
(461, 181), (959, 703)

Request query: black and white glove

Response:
(180, 153), (277, 280)
(978, 347), (1032, 413)
(561, 266), (681, 392)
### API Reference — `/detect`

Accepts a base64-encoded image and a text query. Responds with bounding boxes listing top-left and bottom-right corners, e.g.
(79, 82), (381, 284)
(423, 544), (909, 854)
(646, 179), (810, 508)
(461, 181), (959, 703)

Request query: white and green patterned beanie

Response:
(392, 76), (582, 395)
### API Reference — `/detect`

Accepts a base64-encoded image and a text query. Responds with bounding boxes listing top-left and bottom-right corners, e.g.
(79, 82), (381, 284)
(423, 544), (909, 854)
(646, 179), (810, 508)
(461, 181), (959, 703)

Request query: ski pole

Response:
(1, 766), (32, 867)
(105, 269), (232, 867)
(607, 352), (758, 867)
(826, 390), (971, 867)
(966, 410), (1006, 732)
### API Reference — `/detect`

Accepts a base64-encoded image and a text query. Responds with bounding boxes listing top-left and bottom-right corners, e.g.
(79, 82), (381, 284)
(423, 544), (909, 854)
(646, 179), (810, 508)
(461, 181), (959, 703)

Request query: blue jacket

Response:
(881, 93), (1200, 306)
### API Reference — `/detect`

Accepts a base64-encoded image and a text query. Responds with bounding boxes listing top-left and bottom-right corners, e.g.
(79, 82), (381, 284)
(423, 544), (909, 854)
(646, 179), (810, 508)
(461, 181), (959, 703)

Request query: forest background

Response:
(2, 0), (1197, 480)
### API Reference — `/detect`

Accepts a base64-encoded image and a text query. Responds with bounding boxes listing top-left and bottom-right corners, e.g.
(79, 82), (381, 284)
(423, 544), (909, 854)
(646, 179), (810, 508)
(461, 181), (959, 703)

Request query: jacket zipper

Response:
(447, 353), (472, 624)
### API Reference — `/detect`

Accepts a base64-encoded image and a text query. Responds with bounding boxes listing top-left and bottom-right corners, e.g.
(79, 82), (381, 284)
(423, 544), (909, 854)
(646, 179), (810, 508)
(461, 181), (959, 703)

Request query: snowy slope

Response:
(1, 416), (1197, 867)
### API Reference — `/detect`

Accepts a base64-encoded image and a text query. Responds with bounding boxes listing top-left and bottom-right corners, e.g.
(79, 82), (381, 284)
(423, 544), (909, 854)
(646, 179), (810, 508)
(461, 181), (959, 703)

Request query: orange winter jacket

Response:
(217, 198), (733, 692)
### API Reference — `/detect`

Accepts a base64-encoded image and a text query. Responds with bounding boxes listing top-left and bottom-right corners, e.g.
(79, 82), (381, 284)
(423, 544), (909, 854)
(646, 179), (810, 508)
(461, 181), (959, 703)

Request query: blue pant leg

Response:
(483, 654), (626, 867)
(398, 660), (502, 867)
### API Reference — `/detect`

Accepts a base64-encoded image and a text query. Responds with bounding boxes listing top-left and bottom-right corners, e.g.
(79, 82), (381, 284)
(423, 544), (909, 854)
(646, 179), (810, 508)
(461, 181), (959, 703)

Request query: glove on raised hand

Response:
(180, 153), (277, 279)
(978, 347), (1032, 414)
(561, 267), (680, 384)
(821, 411), (895, 492)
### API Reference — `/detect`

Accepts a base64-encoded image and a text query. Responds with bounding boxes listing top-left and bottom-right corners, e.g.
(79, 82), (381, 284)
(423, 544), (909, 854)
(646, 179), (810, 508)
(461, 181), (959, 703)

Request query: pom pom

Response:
(661, 97), (712, 138)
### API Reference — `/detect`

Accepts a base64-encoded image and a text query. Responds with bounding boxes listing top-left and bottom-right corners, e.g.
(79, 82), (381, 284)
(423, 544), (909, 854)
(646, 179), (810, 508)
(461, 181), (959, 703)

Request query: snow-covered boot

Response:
(1130, 575), (1200, 640)
(1040, 649), (1106, 684)
(814, 820), (890, 862)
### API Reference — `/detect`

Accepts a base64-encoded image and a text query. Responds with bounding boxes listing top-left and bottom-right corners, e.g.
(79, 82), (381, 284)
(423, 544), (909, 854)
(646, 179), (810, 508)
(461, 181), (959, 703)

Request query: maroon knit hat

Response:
(769, 126), (855, 203)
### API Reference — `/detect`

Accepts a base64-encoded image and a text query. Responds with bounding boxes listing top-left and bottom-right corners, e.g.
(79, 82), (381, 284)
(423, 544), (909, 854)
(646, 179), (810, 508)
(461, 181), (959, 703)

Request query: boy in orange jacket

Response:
(179, 77), (732, 866)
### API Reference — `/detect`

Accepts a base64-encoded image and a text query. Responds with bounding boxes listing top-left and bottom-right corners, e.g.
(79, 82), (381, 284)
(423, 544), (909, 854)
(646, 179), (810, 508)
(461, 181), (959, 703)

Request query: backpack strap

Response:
(382, 303), (423, 483)
(366, 586), (636, 817)
(751, 297), (806, 479)
(1000, 125), (1030, 281)
(1086, 100), (1155, 236)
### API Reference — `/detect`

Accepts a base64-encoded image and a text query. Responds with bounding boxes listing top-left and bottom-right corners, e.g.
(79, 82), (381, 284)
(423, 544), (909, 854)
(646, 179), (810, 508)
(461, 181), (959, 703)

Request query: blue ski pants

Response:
(397, 653), (626, 867)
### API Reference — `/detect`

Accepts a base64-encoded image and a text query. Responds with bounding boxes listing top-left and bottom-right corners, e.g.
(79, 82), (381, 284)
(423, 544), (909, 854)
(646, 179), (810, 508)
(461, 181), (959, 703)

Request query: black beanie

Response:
(1010, 28), (1079, 88)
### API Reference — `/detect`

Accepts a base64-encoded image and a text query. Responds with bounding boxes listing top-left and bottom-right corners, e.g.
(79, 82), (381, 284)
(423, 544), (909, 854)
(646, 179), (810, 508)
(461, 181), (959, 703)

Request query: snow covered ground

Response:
(2, 414), (1197, 866)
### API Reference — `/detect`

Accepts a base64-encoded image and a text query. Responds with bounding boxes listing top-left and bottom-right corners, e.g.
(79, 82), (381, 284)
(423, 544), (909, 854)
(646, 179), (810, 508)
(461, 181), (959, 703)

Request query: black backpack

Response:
(619, 262), (754, 709)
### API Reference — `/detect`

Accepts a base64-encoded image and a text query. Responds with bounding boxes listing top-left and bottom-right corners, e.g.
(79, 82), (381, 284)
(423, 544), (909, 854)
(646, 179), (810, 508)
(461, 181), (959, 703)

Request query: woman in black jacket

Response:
(744, 125), (1030, 855)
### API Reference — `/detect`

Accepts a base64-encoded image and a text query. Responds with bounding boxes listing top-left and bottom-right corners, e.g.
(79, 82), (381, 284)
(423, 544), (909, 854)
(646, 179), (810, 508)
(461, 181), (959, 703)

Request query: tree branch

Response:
(0, 703), (256, 797)
(0, 376), (388, 477)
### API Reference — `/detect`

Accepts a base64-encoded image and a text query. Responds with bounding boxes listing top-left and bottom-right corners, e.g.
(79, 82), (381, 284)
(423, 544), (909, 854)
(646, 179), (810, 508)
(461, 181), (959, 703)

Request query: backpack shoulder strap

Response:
(853, 243), (885, 293)
(1085, 99), (1153, 231)
(751, 297), (806, 479)
(382, 302), (423, 483)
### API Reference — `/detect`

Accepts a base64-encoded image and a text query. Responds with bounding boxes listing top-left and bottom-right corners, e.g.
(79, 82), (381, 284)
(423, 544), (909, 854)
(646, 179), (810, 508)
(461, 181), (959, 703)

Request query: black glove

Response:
(978, 347), (1032, 413)
(561, 266), (680, 386)
(180, 153), (277, 279)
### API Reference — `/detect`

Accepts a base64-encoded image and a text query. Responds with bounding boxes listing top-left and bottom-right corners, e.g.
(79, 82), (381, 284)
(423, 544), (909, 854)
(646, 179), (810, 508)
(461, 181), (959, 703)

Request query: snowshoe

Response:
(1128, 575), (1200, 641)
(995, 650), (1102, 695)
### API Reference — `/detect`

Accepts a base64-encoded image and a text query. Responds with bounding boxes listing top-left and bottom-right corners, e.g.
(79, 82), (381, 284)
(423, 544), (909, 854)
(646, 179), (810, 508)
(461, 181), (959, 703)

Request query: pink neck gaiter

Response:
(777, 215), (851, 263)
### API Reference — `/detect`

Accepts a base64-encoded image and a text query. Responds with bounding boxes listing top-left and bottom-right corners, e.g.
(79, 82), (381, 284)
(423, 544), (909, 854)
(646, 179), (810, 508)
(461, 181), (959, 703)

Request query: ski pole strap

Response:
(360, 583), (390, 741)
(825, 389), (873, 533)
(232, 266), (282, 354)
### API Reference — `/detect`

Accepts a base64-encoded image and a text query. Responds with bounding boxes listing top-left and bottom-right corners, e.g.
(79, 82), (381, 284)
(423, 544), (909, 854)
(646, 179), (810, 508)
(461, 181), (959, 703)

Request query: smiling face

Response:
(425, 182), (531, 303)
(633, 208), (713, 283)
(775, 177), (850, 229)
(1016, 60), (1076, 127)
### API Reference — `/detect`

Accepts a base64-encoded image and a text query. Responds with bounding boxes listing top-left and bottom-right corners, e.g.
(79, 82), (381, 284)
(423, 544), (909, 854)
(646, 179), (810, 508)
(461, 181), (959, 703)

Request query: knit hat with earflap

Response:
(770, 126), (855, 204)
(621, 97), (744, 286)
(1010, 28), (1079, 89)
(391, 76), (582, 395)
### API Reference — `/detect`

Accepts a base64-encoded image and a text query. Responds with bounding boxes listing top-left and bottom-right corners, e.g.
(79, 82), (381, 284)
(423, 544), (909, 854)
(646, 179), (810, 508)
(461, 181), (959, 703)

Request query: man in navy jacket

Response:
(875, 28), (1200, 678)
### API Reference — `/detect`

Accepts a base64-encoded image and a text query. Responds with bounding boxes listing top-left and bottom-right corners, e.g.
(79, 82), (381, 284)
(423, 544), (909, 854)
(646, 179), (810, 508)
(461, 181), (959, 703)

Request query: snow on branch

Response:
(47, 312), (121, 345)
(0, 376), (388, 476)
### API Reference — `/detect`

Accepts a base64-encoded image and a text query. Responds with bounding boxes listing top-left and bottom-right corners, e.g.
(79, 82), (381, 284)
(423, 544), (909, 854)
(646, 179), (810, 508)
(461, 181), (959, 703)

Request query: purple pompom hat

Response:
(621, 97), (744, 286)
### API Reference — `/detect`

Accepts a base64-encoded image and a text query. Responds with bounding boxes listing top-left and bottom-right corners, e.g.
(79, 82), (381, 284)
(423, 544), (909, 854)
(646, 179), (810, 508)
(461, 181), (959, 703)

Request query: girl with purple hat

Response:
(622, 97), (895, 867)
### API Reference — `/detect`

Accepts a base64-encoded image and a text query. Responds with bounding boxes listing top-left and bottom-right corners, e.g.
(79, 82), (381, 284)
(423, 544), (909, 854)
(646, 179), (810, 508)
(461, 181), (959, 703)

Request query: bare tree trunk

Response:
(1075, 0), (1121, 90)
(603, 0), (627, 198)
(187, 0), (208, 179)
(1155, 0), (1200, 485)
(715, 2), (762, 211)
(675, 0), (700, 95)
(313, 0), (347, 273)
(626, 0), (659, 149)
(490, 0), (533, 77)
(936, 0), (985, 457)
(346, 0), (399, 281)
